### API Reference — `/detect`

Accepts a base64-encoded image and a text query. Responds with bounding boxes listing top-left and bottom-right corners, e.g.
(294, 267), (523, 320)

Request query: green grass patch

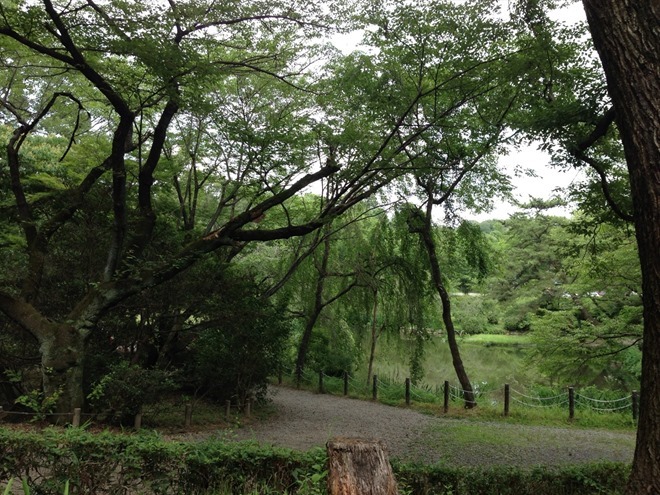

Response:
(461, 333), (533, 346)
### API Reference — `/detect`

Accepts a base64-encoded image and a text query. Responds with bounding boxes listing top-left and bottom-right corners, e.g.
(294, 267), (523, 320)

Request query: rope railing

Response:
(511, 395), (569, 408)
(280, 370), (640, 422)
(575, 393), (633, 413)
(575, 393), (632, 404)
(510, 388), (566, 402)
(508, 388), (568, 408)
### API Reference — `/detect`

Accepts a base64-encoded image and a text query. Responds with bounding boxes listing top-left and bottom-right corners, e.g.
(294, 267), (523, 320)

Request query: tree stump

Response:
(326, 437), (398, 495)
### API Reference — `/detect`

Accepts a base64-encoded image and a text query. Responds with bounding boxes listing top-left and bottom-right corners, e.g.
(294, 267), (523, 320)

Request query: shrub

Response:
(0, 428), (630, 495)
(87, 361), (178, 424)
(187, 292), (292, 406)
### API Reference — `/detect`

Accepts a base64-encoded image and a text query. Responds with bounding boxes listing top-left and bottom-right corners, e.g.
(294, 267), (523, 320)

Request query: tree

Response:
(0, 0), (349, 414)
(579, 1), (660, 491)
(354, 0), (527, 408)
(1, 0), (597, 420)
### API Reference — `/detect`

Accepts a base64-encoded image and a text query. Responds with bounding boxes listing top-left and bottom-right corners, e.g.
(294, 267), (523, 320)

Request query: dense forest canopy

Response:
(1, 0), (658, 491)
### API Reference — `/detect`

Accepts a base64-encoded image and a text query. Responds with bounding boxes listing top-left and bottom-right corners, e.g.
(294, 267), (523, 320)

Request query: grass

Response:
(361, 333), (544, 397)
(461, 333), (533, 345)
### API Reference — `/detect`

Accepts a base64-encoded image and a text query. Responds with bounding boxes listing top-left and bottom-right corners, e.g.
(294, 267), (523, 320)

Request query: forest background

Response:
(0, 0), (656, 492)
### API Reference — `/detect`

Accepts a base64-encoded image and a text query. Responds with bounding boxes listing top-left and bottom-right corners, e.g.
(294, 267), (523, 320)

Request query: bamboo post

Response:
(632, 390), (639, 422)
(225, 400), (231, 421)
(504, 384), (510, 417)
(184, 404), (193, 428)
(319, 371), (325, 394)
(72, 408), (81, 427)
(405, 378), (411, 406)
(443, 380), (449, 413)
(343, 371), (349, 396)
(568, 387), (575, 420)
(372, 375), (378, 401)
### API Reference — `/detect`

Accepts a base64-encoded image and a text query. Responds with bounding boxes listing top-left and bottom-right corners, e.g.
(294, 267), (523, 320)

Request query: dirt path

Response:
(176, 386), (635, 467)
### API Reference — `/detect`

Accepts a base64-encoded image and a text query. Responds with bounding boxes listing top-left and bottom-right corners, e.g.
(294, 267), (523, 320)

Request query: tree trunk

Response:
(295, 234), (331, 385)
(40, 324), (86, 420)
(366, 291), (379, 386)
(327, 437), (398, 495)
(416, 202), (476, 408)
(580, 1), (660, 492)
(295, 310), (322, 386)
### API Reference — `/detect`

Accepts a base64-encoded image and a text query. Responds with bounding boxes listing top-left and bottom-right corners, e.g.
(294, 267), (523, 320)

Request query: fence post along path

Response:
(327, 437), (398, 495)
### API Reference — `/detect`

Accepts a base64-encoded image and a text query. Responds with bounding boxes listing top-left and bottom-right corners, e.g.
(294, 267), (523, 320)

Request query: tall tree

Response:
(579, 1), (660, 492)
(0, 0), (348, 414)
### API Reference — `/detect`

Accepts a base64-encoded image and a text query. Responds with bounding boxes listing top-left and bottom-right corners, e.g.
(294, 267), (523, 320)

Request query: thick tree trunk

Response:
(41, 324), (86, 419)
(0, 294), (87, 418)
(327, 437), (398, 495)
(580, 2), (660, 493)
(416, 203), (476, 408)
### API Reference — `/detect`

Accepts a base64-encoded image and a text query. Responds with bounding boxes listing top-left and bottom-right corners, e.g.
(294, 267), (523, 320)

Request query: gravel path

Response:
(177, 386), (635, 468)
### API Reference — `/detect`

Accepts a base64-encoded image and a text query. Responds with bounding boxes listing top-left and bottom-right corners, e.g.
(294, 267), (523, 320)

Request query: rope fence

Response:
(0, 371), (640, 428)
(289, 370), (640, 422)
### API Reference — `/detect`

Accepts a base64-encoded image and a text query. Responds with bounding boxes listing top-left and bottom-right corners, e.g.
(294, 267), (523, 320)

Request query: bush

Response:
(306, 323), (359, 377)
(87, 361), (178, 424)
(0, 428), (321, 495)
(394, 462), (630, 495)
(188, 289), (291, 406)
(0, 428), (630, 495)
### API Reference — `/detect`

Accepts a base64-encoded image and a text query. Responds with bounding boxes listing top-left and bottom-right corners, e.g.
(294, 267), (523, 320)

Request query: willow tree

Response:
(352, 0), (525, 408)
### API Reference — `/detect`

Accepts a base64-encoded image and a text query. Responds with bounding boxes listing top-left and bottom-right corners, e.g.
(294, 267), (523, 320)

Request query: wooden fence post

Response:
(185, 404), (193, 428)
(245, 399), (252, 418)
(319, 371), (325, 394)
(568, 387), (575, 420)
(225, 400), (231, 421)
(504, 384), (510, 417)
(372, 375), (378, 401)
(72, 408), (81, 427)
(344, 371), (349, 396)
(443, 380), (449, 413)
(405, 378), (411, 406)
(327, 438), (398, 495)
(632, 390), (639, 422)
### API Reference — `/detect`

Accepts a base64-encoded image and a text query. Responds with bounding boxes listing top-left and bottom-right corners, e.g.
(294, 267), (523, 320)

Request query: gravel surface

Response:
(176, 386), (635, 468)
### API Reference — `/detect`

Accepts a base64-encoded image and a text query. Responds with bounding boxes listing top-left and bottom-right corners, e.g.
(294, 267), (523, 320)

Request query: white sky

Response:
(466, 146), (585, 222)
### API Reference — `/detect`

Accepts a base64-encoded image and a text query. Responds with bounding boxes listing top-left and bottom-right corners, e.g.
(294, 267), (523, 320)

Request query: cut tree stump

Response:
(326, 437), (398, 495)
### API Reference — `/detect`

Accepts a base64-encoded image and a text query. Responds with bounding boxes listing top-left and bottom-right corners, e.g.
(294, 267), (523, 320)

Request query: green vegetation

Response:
(0, 427), (630, 495)
(1, 0), (658, 491)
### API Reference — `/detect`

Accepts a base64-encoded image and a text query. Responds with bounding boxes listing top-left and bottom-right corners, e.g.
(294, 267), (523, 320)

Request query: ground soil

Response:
(173, 386), (636, 467)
